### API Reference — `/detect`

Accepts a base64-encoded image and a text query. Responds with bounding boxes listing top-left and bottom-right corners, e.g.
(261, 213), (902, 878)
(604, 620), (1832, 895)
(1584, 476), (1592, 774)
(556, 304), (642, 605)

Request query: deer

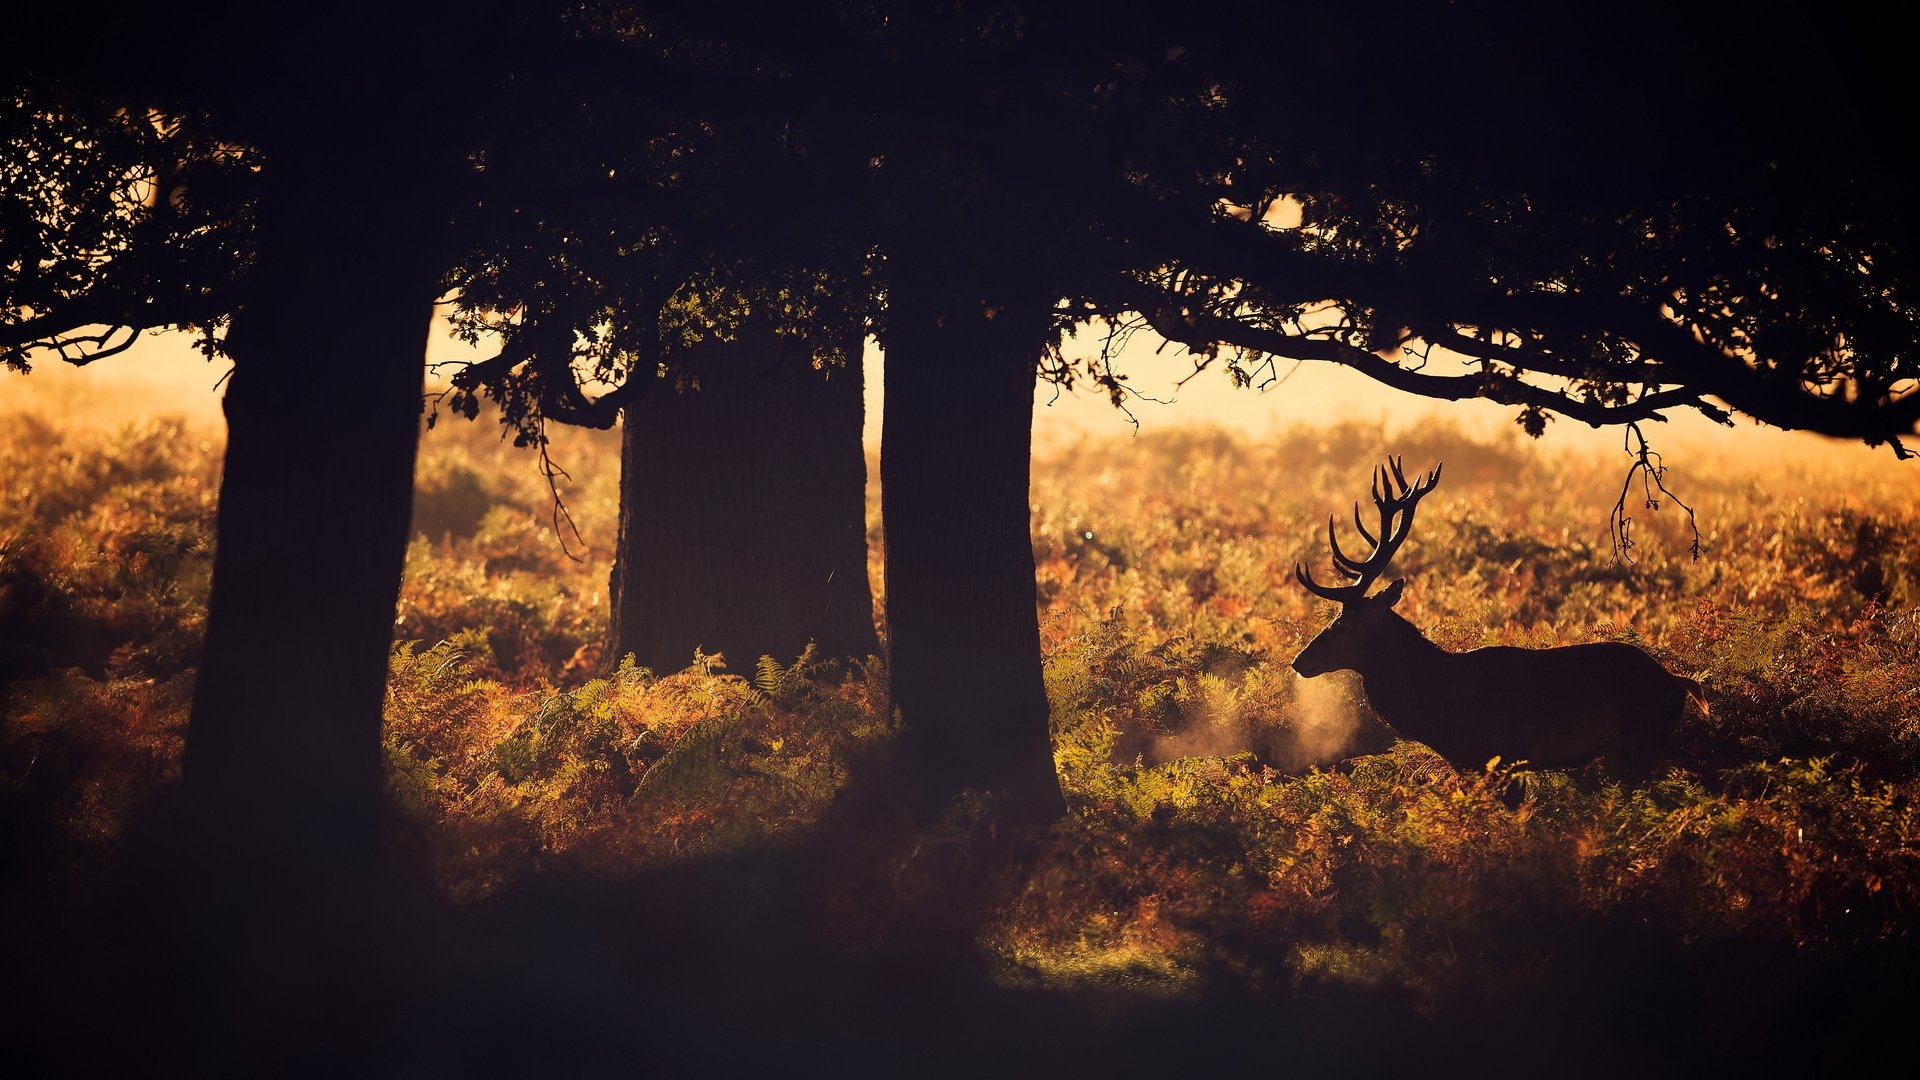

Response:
(1290, 457), (1702, 782)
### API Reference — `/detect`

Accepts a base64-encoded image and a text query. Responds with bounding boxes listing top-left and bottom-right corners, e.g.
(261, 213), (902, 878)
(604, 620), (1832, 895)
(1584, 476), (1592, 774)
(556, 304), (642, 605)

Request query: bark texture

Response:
(881, 264), (1065, 824)
(610, 324), (878, 675)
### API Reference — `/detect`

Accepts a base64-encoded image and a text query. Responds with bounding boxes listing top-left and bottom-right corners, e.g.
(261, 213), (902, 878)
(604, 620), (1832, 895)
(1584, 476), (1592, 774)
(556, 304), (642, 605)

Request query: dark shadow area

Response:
(8, 801), (1911, 1080)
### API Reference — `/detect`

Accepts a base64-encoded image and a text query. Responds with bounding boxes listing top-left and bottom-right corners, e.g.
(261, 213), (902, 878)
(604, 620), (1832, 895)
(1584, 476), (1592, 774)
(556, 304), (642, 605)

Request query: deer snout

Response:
(1291, 647), (1327, 679)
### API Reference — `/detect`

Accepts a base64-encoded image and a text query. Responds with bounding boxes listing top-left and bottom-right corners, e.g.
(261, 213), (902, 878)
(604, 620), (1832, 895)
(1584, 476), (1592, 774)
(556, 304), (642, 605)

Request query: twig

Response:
(1609, 422), (1703, 563)
(535, 417), (588, 563)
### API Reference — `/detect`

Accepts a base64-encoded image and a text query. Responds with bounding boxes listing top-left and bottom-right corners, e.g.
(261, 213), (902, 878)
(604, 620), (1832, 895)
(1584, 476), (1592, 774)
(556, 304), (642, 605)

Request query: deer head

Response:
(1291, 457), (1443, 678)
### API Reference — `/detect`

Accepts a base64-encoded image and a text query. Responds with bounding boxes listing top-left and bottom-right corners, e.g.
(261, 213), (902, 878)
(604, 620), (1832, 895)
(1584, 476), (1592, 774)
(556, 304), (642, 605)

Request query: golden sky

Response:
(9, 321), (1912, 489)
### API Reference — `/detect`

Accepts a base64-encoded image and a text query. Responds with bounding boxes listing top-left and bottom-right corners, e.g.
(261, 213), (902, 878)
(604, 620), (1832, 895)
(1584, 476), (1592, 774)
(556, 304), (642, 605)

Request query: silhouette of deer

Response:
(1291, 457), (1700, 781)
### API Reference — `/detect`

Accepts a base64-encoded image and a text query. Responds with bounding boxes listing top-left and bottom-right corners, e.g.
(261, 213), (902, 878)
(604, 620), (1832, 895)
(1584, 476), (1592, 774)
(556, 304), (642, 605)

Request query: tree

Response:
(184, 116), (454, 875)
(1090, 2), (1919, 455)
(437, 143), (885, 681)
(2, 39), (448, 874)
(0, 96), (247, 371)
(5, 3), (597, 880)
(865, 116), (1079, 819)
(435, 12), (890, 675)
(846, 0), (1920, 820)
(440, 5), (1097, 822)
(846, 6), (1231, 822)
(608, 320), (878, 675)
(879, 253), (1067, 823)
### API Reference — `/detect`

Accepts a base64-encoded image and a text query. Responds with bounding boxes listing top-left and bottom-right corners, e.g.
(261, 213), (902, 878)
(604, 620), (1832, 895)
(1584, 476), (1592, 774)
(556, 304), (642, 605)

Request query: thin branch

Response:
(1609, 422), (1703, 563)
(534, 416), (588, 564)
(48, 324), (144, 365)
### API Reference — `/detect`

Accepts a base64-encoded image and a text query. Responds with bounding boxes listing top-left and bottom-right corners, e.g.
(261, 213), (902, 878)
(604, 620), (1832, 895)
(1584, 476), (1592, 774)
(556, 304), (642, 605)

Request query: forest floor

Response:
(9, 811), (1909, 1078)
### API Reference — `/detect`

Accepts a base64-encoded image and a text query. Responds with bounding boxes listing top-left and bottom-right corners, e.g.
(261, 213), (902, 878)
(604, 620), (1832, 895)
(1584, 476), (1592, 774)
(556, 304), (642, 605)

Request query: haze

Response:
(18, 322), (1908, 479)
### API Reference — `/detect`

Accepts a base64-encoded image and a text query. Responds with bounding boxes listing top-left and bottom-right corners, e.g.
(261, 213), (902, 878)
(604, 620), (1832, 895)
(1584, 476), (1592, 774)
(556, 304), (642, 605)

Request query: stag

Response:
(1291, 457), (1699, 781)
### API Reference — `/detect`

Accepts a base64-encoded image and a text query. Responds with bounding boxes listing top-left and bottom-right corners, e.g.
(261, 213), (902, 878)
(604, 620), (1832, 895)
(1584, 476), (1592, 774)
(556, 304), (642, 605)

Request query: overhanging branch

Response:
(1121, 281), (1709, 429)
(1129, 211), (1920, 450)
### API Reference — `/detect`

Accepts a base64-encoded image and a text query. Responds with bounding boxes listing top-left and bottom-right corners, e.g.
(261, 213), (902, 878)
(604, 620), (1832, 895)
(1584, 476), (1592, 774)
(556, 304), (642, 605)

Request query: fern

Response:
(631, 712), (747, 800)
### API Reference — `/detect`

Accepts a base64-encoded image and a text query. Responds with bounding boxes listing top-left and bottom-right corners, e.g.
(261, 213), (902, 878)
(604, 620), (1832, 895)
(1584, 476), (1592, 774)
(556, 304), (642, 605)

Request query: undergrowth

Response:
(5, 408), (1918, 1006)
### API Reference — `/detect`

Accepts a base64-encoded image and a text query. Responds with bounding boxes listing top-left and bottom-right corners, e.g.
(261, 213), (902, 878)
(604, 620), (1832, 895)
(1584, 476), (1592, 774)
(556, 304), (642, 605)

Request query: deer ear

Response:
(1377, 579), (1406, 607)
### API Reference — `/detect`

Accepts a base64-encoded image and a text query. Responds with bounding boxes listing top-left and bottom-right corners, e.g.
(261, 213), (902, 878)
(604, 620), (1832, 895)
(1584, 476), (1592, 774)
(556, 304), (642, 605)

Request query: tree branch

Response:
(1123, 211), (1920, 450)
(1120, 280), (1709, 429)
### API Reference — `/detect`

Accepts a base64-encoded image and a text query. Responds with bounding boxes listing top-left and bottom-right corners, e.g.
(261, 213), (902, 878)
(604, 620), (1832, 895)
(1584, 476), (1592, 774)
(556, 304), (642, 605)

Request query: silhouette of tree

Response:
(439, 5), (1097, 822)
(607, 320), (878, 676)
(880, 212), (1068, 823)
(6, 3), (598, 879)
(0, 93), (249, 370)
(1087, 2), (1918, 451)
(432, 62), (883, 676)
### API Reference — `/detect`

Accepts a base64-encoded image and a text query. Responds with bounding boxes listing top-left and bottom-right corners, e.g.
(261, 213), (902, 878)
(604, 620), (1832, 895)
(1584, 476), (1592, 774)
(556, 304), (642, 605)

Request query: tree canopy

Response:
(370, 2), (1920, 460)
(8, 3), (1915, 456)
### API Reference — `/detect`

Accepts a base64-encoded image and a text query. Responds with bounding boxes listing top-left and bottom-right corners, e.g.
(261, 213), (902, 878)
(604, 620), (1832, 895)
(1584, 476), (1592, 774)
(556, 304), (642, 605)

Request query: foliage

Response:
(0, 414), (211, 881)
(382, 634), (892, 901)
(5, 406), (1919, 1002)
(0, 413), (215, 686)
(1002, 419), (1920, 1001)
(1, 89), (251, 371)
(393, 5), (1920, 465)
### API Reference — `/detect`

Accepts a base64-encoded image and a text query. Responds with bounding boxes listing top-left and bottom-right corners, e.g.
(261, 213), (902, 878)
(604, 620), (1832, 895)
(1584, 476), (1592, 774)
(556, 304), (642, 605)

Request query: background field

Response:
(5, 358), (1919, 1068)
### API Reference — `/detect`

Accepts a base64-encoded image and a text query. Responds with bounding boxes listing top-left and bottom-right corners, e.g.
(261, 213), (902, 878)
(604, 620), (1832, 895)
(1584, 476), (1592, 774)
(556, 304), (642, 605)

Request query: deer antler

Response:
(1295, 456), (1443, 603)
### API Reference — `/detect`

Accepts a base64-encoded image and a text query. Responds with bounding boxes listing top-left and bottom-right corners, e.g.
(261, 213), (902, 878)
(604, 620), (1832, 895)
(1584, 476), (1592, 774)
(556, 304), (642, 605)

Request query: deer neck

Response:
(1352, 616), (1450, 722)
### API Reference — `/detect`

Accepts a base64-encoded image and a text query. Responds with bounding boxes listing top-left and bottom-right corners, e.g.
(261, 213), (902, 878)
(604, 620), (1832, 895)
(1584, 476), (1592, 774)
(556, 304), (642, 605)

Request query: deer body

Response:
(1292, 458), (1696, 780)
(1293, 596), (1690, 777)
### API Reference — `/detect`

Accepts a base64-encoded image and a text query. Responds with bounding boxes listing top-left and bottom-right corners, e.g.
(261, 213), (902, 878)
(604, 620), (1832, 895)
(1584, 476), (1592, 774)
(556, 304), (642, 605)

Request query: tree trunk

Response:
(608, 324), (878, 675)
(183, 136), (443, 879)
(880, 267), (1065, 824)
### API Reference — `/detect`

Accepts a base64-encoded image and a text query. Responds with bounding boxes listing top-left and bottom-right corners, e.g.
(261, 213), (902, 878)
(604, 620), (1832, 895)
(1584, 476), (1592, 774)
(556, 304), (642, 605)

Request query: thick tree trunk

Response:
(609, 324), (878, 674)
(881, 267), (1065, 824)
(183, 138), (443, 879)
